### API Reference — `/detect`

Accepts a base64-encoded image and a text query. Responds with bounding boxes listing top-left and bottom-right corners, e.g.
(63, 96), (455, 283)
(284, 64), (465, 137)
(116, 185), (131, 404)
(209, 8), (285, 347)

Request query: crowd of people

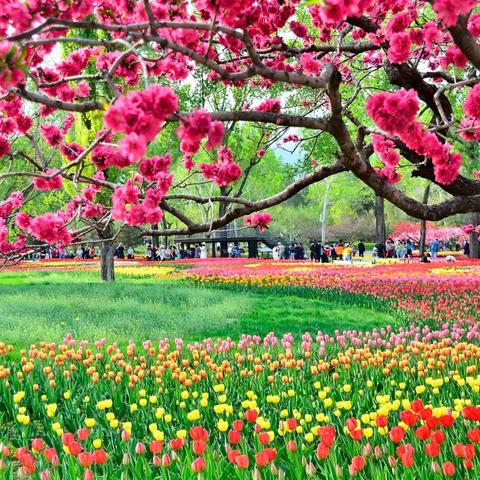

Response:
(269, 240), (362, 263)
(22, 235), (474, 263)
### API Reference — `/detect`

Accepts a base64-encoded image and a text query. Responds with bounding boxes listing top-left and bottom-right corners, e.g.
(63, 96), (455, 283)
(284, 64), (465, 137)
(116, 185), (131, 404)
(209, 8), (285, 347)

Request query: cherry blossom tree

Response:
(2, 0), (480, 279)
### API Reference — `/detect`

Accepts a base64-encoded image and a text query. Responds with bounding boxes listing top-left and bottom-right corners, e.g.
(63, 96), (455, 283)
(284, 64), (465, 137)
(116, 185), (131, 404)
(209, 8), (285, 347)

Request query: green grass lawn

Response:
(0, 271), (396, 348)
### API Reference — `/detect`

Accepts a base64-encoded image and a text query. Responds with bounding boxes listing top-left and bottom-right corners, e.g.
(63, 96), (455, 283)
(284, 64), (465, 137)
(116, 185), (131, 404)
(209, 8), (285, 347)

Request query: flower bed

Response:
(1, 261), (480, 478)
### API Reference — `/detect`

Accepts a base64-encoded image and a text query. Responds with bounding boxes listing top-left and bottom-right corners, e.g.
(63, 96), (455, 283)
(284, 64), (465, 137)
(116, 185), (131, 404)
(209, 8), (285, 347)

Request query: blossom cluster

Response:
(367, 89), (462, 185)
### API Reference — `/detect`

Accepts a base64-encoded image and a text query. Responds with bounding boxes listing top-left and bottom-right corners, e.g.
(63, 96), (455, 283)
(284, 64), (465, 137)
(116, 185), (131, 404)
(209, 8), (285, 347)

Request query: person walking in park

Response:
(358, 240), (366, 258)
(430, 238), (440, 258)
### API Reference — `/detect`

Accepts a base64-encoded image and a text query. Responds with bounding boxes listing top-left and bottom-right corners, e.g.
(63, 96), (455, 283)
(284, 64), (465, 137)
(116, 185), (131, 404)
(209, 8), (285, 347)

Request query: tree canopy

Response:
(1, 0), (480, 271)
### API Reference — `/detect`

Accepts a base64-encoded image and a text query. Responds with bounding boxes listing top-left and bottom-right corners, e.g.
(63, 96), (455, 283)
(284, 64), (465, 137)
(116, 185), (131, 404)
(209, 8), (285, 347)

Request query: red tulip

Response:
(400, 453), (414, 468)
(400, 410), (418, 427)
(68, 441), (82, 456)
(396, 443), (414, 458)
(169, 438), (184, 451)
(286, 418), (297, 431)
(77, 428), (89, 442)
(191, 457), (206, 473)
(411, 400), (424, 412)
(389, 426), (405, 444)
(228, 430), (241, 444)
(316, 442), (330, 459)
(245, 410), (258, 423)
(121, 430), (130, 442)
(425, 442), (440, 458)
(263, 448), (277, 462)
(83, 469), (93, 480)
(93, 449), (107, 465)
(415, 425), (430, 441)
(350, 455), (365, 473)
(235, 454), (249, 469)
(61, 433), (75, 446)
(192, 440), (206, 456)
(78, 452), (93, 468)
(153, 455), (161, 467)
(255, 451), (269, 468)
(430, 430), (445, 444)
(232, 420), (244, 432)
(452, 443), (464, 458)
(346, 418), (357, 431)
(464, 458), (474, 470)
(228, 449), (240, 464)
(319, 426), (336, 447)
(440, 414), (454, 428)
(149, 441), (163, 455)
(376, 415), (387, 428)
(464, 444), (475, 459)
(31, 438), (44, 452)
(442, 461), (455, 477)
(468, 428), (480, 443)
(258, 432), (270, 445)
(287, 440), (297, 453)
(190, 426), (209, 441)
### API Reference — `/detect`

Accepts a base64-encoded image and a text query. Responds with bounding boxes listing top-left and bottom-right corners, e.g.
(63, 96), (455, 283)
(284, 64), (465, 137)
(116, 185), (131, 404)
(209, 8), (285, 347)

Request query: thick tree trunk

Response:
(98, 225), (115, 282)
(419, 185), (431, 255)
(470, 212), (480, 258)
(375, 195), (386, 244)
(100, 240), (115, 282)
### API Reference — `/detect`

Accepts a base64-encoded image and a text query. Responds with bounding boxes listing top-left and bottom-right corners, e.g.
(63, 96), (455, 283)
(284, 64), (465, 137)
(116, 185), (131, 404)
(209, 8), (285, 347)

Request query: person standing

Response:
(127, 246), (134, 259)
(358, 240), (365, 258)
(463, 240), (470, 256)
(430, 238), (440, 258)
(406, 239), (413, 258)
(117, 243), (125, 259)
(200, 243), (208, 259)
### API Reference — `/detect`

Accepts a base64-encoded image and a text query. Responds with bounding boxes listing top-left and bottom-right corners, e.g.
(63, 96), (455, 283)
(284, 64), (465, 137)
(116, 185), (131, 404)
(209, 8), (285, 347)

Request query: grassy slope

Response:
(0, 271), (395, 347)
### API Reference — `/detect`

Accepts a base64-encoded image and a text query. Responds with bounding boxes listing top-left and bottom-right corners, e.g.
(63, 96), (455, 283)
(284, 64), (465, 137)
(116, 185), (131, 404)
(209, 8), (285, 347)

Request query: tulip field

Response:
(1, 259), (480, 479)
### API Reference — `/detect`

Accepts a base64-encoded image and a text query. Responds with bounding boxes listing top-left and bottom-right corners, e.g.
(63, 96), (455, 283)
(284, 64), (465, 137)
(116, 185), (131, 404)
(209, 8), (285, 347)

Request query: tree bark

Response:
(419, 185), (431, 255)
(98, 225), (115, 282)
(375, 195), (386, 244)
(470, 212), (480, 259)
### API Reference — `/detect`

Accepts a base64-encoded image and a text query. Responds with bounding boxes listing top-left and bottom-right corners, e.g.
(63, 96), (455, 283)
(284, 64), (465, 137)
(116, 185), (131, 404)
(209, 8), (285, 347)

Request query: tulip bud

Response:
(122, 453), (130, 465)
(252, 468), (262, 480)
(51, 455), (59, 467)
(135, 442), (145, 455)
(40, 470), (51, 480)
(335, 464), (343, 477)
(278, 469), (286, 480)
(362, 443), (372, 457)
(121, 430), (130, 442)
(153, 455), (161, 467)
(162, 453), (172, 467)
(431, 461), (441, 473)
(374, 446), (382, 459)
(301, 455), (307, 467)
(271, 463), (279, 475)
(0, 459), (4, 470)
(305, 462), (316, 476)
(287, 440), (297, 453)
(388, 455), (396, 468)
